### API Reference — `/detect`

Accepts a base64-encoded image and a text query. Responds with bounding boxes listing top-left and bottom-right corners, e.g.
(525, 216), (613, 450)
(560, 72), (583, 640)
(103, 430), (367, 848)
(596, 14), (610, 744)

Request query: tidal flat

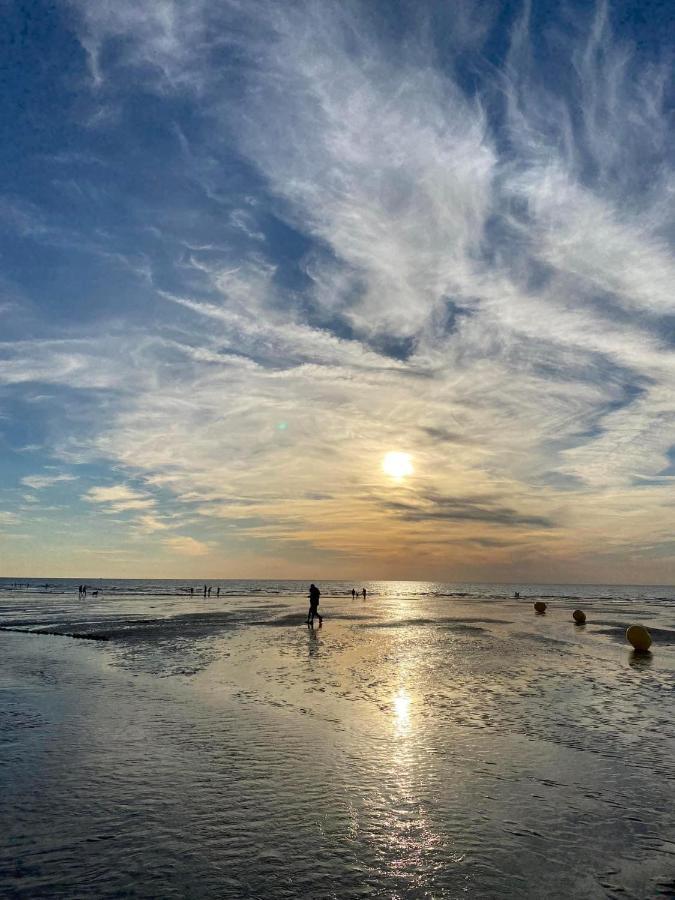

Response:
(1, 583), (674, 898)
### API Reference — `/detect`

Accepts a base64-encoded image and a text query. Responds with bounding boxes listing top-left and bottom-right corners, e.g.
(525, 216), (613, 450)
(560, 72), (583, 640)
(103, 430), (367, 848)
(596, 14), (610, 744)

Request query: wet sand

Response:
(1, 590), (674, 898)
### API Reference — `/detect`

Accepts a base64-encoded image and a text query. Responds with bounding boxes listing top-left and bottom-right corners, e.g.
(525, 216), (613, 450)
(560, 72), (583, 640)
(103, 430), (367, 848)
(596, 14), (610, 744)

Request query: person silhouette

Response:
(362, 587), (367, 600)
(307, 583), (323, 627)
(351, 588), (356, 599)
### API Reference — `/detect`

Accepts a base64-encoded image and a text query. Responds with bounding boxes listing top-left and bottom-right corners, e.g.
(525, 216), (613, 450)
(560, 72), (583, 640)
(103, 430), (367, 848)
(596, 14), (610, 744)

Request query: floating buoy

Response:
(572, 609), (586, 624)
(626, 624), (652, 652)
(534, 601), (546, 614)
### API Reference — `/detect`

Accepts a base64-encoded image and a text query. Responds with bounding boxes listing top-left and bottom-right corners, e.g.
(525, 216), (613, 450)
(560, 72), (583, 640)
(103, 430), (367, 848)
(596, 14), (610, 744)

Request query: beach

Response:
(1, 581), (674, 898)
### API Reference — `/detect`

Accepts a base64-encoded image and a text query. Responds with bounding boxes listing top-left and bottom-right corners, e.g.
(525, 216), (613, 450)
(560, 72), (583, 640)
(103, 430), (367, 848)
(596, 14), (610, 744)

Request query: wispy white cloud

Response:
(134, 513), (174, 534)
(163, 535), (210, 557)
(83, 485), (155, 512)
(21, 473), (78, 490)
(71, 0), (213, 90)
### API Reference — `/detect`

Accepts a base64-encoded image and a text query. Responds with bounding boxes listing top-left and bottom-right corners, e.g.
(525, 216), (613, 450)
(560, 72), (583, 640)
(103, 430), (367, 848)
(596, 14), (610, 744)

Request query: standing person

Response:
(216, 587), (220, 598)
(351, 588), (356, 599)
(203, 584), (207, 597)
(190, 587), (194, 596)
(208, 586), (212, 597)
(306, 583), (323, 627)
(362, 587), (367, 600)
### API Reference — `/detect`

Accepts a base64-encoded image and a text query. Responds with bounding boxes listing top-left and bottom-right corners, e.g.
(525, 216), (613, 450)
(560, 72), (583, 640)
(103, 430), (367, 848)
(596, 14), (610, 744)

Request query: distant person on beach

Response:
(352, 588), (356, 599)
(203, 584), (207, 597)
(208, 586), (212, 597)
(307, 583), (323, 627)
(190, 587), (194, 596)
(362, 588), (367, 600)
(216, 587), (220, 598)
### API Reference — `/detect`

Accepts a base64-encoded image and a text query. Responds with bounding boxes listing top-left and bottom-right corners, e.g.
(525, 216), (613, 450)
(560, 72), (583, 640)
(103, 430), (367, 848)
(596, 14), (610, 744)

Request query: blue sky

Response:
(1, 0), (674, 581)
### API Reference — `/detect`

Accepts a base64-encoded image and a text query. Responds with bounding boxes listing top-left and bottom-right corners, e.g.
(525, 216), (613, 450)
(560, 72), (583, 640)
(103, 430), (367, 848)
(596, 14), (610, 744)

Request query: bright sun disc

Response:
(382, 451), (414, 479)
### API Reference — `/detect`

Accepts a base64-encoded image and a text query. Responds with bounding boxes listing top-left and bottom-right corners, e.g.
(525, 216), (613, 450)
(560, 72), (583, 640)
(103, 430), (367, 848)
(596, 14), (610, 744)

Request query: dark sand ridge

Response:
(0, 606), (286, 642)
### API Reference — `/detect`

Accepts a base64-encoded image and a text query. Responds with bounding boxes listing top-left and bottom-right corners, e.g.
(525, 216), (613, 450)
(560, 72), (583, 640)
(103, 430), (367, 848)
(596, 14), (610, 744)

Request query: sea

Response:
(1, 579), (674, 898)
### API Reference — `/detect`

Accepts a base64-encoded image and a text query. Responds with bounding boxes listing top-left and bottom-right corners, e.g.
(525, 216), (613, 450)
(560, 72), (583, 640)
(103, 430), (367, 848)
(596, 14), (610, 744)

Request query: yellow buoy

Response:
(572, 609), (586, 624)
(534, 601), (547, 614)
(626, 624), (652, 652)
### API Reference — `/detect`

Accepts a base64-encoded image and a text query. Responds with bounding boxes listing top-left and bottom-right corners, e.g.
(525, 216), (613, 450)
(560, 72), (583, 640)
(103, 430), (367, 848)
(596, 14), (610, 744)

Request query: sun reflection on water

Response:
(393, 689), (411, 734)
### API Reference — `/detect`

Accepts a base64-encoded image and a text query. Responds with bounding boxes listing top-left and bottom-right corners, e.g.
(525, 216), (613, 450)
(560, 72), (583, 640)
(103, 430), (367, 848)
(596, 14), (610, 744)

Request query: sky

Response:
(1, 0), (674, 582)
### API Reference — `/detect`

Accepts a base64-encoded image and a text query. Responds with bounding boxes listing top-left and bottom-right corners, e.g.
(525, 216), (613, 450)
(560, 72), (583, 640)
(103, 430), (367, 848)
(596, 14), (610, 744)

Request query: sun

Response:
(382, 451), (414, 479)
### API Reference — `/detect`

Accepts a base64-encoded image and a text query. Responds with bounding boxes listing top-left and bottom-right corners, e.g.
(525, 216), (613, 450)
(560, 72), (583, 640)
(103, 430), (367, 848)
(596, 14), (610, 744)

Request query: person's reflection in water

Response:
(308, 627), (320, 657)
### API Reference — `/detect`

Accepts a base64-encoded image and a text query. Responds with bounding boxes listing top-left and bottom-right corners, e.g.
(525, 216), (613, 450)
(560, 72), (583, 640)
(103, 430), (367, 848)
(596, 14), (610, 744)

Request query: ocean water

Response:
(1, 580), (674, 898)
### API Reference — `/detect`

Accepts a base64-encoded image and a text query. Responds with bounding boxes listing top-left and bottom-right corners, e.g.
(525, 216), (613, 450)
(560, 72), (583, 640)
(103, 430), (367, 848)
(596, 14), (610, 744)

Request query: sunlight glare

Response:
(393, 690), (410, 724)
(382, 451), (414, 479)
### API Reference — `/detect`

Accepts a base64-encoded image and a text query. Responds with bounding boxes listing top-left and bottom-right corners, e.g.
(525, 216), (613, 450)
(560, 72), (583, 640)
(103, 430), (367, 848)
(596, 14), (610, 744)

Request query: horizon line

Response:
(1, 576), (674, 589)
